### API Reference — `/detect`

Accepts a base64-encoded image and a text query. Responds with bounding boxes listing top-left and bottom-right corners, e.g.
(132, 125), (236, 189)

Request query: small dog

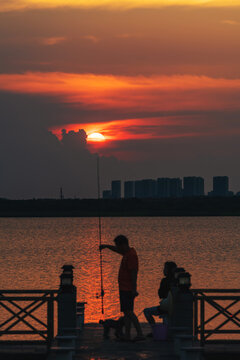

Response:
(99, 317), (125, 339)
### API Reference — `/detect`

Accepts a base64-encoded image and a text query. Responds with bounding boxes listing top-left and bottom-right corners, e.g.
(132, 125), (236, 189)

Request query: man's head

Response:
(163, 261), (177, 277)
(114, 235), (129, 254)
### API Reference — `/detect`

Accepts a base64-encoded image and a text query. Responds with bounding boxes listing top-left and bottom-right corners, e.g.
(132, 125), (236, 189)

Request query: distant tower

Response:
(60, 187), (64, 200)
(111, 180), (121, 199)
(134, 181), (141, 198)
(183, 177), (205, 197)
(169, 178), (182, 198)
(157, 178), (171, 198)
(124, 181), (135, 199)
(141, 179), (156, 198)
(212, 176), (229, 196)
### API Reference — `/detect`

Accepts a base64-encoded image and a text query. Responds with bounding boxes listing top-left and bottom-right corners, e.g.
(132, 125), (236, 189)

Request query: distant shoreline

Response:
(0, 197), (240, 217)
(0, 213), (240, 218)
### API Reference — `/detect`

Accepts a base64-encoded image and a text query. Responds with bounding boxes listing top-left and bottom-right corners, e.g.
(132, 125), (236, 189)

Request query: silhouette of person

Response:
(100, 235), (144, 341)
(143, 261), (177, 335)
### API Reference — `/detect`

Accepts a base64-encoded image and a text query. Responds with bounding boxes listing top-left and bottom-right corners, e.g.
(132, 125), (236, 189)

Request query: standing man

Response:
(100, 234), (144, 341)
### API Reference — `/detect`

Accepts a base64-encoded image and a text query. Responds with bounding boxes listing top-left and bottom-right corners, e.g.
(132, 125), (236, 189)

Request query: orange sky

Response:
(1, 72), (240, 144)
(1, 1), (240, 197)
(1, 1), (240, 147)
(1, 0), (240, 12)
(1, 4), (240, 78)
(1, 72), (240, 109)
(51, 118), (199, 142)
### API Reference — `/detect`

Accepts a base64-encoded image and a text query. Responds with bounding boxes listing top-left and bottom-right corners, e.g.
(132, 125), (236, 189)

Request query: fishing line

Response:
(97, 155), (105, 314)
(136, 310), (144, 318)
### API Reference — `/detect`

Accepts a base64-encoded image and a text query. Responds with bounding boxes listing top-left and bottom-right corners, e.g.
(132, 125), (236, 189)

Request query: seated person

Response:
(143, 261), (177, 332)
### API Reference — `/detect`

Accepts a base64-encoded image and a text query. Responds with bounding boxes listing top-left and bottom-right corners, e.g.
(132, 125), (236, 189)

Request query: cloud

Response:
(50, 117), (208, 142)
(1, 1), (240, 13)
(1, 72), (240, 150)
(222, 19), (240, 25)
(40, 36), (67, 45)
(1, 4), (240, 199)
(0, 91), (126, 199)
(1, 7), (240, 78)
(1, 89), (240, 198)
(1, 72), (240, 114)
(82, 35), (99, 43)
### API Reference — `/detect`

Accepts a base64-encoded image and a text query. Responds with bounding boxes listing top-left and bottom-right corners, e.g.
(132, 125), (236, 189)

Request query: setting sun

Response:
(87, 132), (105, 142)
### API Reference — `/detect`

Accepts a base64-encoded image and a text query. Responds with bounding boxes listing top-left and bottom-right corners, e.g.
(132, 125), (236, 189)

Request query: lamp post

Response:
(169, 269), (193, 336)
(178, 272), (191, 291)
(173, 267), (185, 285)
(58, 265), (77, 335)
(60, 265), (74, 289)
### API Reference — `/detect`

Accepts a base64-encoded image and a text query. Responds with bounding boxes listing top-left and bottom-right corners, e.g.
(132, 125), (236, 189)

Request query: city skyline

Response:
(102, 176), (236, 199)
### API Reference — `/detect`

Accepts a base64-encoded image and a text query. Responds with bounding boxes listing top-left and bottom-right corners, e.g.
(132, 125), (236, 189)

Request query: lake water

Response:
(0, 217), (239, 324)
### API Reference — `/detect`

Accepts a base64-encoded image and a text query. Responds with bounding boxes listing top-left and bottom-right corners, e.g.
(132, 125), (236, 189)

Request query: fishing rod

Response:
(97, 155), (105, 314)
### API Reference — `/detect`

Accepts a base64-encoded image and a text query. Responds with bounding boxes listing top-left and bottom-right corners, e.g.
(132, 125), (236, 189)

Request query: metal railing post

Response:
(200, 297), (205, 346)
(47, 294), (54, 348)
(193, 294), (198, 341)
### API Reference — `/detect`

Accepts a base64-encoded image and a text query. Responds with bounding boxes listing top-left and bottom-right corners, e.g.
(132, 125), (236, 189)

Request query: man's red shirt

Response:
(118, 247), (139, 291)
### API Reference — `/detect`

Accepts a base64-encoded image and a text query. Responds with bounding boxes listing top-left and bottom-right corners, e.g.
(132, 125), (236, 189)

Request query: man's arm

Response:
(99, 244), (123, 254)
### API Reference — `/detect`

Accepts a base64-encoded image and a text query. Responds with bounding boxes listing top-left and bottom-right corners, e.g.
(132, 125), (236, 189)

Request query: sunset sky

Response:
(1, 0), (240, 198)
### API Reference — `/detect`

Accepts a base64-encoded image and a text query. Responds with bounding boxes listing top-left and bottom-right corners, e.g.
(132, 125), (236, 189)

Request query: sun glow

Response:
(87, 132), (106, 142)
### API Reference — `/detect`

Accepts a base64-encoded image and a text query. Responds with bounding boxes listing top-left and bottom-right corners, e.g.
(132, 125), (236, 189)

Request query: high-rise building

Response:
(111, 180), (121, 199)
(124, 181), (134, 198)
(212, 176), (229, 197)
(134, 179), (156, 198)
(157, 178), (171, 198)
(169, 178), (182, 198)
(134, 180), (142, 198)
(183, 177), (205, 197)
(141, 179), (156, 198)
(102, 190), (111, 199)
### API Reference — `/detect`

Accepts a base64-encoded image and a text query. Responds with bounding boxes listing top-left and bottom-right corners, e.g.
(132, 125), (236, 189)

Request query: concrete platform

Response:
(75, 323), (178, 360)
(204, 343), (240, 360)
(0, 344), (48, 360)
(75, 324), (240, 360)
(0, 325), (239, 360)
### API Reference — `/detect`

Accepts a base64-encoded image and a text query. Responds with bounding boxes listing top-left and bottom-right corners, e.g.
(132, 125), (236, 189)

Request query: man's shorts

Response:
(119, 291), (134, 312)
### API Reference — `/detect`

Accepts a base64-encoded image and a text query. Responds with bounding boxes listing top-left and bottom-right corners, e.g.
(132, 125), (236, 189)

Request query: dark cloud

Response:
(0, 91), (127, 199)
(0, 7), (240, 77)
(1, 90), (240, 198)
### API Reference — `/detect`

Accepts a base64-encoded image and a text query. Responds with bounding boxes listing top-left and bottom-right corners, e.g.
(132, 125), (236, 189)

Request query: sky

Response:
(1, 1), (240, 198)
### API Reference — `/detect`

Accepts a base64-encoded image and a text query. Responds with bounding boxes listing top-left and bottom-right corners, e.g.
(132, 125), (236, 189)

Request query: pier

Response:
(75, 323), (178, 360)
(0, 265), (239, 360)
